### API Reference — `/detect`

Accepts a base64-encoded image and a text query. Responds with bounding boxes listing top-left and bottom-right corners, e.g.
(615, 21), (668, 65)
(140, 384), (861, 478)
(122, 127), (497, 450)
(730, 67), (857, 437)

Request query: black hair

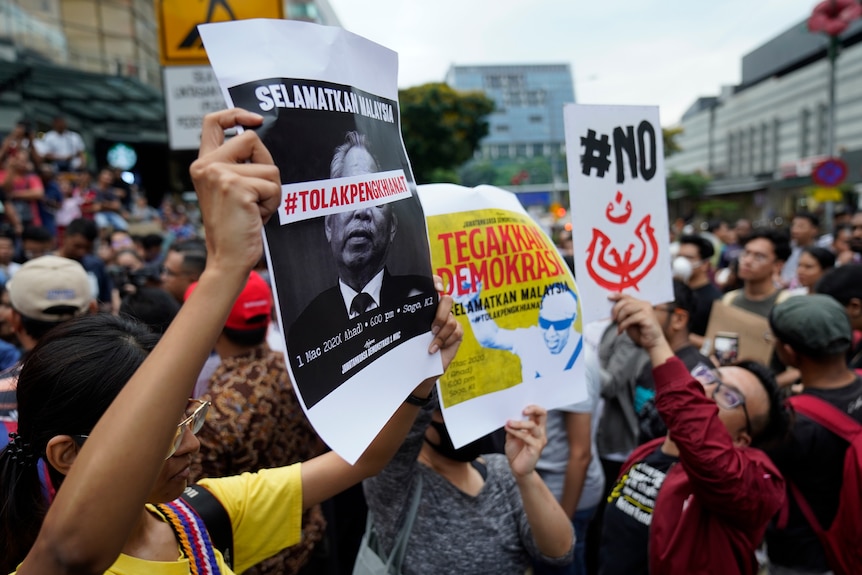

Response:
(0, 314), (159, 573)
(222, 324), (268, 347)
(170, 239), (207, 277)
(800, 246), (835, 271)
(0, 225), (15, 242)
(21, 226), (53, 244)
(670, 278), (695, 317)
(679, 234), (715, 260)
(734, 359), (788, 449)
(65, 218), (98, 242)
(120, 287), (180, 334)
(141, 233), (164, 251)
(706, 219), (727, 233)
(17, 313), (68, 340)
(814, 263), (862, 305)
(793, 210), (820, 229)
(742, 229), (792, 263)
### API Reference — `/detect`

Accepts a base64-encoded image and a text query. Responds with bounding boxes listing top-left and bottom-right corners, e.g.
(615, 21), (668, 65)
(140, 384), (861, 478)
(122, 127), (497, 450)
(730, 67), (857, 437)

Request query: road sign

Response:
(812, 157), (848, 187)
(156, 0), (283, 66)
(812, 187), (844, 203)
(163, 66), (227, 150)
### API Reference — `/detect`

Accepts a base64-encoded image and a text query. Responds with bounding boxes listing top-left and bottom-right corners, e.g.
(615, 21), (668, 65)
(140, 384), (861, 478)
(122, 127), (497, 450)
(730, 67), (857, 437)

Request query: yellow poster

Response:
(419, 184), (587, 448)
(156, 0), (284, 65)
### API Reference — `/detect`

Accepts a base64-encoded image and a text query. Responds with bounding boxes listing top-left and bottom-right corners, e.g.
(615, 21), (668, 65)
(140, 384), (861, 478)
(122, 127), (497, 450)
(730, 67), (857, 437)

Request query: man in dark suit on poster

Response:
(287, 131), (434, 409)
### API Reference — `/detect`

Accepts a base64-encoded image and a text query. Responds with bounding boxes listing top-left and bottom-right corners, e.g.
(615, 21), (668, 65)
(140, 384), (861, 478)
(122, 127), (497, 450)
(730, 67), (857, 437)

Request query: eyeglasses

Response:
(740, 250), (772, 264)
(690, 363), (753, 437)
(75, 398), (210, 460)
(539, 316), (574, 331)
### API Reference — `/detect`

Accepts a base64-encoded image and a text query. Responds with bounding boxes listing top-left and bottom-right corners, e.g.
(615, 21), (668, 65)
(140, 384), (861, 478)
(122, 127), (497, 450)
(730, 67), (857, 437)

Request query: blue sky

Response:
(330, 0), (828, 125)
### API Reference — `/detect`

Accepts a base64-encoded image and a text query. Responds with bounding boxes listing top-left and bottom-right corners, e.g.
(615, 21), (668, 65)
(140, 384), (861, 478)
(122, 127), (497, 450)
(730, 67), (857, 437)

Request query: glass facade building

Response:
(446, 64), (575, 163)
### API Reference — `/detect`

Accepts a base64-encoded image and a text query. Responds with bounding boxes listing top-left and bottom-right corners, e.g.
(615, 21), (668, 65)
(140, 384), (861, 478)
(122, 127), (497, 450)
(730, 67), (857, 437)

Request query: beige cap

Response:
(7, 255), (92, 322)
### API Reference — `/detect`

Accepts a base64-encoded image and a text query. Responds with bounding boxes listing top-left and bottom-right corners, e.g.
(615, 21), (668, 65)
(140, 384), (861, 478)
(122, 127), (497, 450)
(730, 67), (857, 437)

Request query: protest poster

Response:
(419, 183), (587, 448)
(199, 19), (442, 464)
(563, 105), (673, 324)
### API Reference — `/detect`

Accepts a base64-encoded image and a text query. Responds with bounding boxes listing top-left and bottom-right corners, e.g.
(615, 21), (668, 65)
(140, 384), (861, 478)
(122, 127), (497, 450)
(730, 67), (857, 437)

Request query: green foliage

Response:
(666, 170), (710, 199)
(662, 126), (683, 157)
(399, 82), (495, 184)
(458, 155), (559, 188)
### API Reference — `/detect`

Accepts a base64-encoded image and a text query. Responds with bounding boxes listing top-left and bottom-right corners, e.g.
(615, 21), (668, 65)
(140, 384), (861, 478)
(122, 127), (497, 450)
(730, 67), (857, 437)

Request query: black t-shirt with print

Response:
(766, 377), (862, 570)
(598, 445), (678, 575)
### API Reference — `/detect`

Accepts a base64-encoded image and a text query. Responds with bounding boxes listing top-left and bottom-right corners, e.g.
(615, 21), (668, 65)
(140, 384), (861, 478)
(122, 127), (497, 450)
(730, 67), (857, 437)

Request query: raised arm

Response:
(19, 109), (282, 575)
(300, 290), (463, 509)
(506, 405), (575, 560)
(454, 281), (516, 351)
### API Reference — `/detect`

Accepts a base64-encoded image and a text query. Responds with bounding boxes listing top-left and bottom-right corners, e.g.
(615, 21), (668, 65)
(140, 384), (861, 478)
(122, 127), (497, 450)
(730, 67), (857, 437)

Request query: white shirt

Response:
(338, 268), (385, 318)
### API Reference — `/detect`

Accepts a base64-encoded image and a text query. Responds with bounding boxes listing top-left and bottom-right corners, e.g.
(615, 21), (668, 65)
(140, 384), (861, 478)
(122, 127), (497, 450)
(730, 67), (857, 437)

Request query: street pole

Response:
(825, 34), (838, 234)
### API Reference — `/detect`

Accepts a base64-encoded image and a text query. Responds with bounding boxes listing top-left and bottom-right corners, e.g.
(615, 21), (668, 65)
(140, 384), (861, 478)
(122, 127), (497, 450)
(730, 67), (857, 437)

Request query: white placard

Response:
(163, 66), (228, 150)
(563, 105), (673, 323)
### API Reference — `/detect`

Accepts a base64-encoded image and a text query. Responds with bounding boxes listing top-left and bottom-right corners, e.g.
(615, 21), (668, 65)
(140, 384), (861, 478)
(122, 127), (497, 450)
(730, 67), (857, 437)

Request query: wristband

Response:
(405, 391), (433, 406)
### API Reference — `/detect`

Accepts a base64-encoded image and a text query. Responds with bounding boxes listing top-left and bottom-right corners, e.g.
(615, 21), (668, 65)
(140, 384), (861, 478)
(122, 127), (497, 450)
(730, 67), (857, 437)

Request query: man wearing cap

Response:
(814, 264), (862, 372)
(0, 256), (93, 449)
(460, 284), (583, 381)
(188, 271), (327, 575)
(765, 294), (862, 574)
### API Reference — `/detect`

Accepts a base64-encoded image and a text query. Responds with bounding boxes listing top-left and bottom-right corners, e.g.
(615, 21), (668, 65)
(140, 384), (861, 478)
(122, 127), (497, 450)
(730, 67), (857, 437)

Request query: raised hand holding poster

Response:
(200, 19), (442, 464)
(563, 105), (672, 324)
(420, 183), (586, 448)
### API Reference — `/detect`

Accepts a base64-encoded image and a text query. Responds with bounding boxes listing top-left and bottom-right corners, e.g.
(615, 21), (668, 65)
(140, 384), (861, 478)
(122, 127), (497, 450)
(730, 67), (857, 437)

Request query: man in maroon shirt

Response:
(598, 294), (787, 575)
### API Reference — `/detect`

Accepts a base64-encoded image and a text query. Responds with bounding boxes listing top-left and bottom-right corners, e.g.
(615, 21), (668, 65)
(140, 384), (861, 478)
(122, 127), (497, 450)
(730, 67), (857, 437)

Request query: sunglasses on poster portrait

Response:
(539, 316), (575, 331)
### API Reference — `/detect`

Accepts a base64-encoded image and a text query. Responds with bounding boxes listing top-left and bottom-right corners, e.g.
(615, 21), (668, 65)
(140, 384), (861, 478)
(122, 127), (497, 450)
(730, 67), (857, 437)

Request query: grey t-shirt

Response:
(364, 404), (574, 574)
(536, 347), (605, 510)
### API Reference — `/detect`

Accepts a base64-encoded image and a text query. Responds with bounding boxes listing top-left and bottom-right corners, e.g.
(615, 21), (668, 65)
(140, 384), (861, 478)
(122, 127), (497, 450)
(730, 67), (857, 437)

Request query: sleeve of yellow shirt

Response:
(199, 463), (303, 573)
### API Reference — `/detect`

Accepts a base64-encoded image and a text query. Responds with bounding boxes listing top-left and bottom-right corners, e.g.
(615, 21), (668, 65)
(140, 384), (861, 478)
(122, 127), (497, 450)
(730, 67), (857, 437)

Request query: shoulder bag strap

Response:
(386, 474), (424, 572)
(787, 395), (862, 442)
(181, 484), (234, 570)
(157, 498), (224, 575)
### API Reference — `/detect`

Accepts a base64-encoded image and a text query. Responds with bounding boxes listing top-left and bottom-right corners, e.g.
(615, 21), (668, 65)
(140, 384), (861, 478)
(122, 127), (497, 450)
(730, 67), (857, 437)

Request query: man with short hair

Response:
(782, 211), (820, 287)
(36, 116), (86, 172)
(0, 255), (94, 419)
(160, 238), (207, 303)
(189, 271), (327, 575)
(766, 295), (862, 574)
(725, 229), (792, 317)
(56, 218), (114, 311)
(676, 234), (722, 346)
(18, 225), (53, 263)
(814, 263), (862, 370)
(598, 293), (786, 575)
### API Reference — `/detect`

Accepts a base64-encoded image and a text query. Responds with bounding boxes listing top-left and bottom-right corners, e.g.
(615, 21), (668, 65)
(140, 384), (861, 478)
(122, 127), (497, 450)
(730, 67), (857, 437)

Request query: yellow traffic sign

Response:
(812, 187), (843, 203)
(156, 0), (284, 66)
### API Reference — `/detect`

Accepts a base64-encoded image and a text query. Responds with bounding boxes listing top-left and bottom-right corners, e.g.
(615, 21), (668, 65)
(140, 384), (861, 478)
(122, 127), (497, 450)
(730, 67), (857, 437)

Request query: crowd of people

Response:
(0, 107), (859, 575)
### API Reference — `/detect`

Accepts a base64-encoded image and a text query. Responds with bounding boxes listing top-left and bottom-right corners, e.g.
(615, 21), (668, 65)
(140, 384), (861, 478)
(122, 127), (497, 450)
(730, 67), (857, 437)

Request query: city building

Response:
(666, 17), (862, 225)
(0, 0), (340, 197)
(446, 63), (575, 209)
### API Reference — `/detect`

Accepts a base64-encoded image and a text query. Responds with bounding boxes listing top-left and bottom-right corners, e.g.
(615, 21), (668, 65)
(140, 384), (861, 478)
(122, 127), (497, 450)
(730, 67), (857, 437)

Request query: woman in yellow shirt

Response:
(1, 109), (462, 575)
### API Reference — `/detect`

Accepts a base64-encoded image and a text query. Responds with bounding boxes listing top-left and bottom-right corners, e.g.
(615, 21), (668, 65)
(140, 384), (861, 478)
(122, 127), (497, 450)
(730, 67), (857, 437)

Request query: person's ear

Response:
(775, 341), (797, 368)
(44, 435), (82, 476)
(732, 430), (752, 448)
(389, 212), (398, 243)
(9, 309), (22, 334)
(323, 215), (333, 243)
(671, 309), (689, 332)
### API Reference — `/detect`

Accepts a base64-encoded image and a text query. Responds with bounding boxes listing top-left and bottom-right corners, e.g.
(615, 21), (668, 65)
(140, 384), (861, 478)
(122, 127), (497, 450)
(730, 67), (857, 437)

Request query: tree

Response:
(666, 170), (710, 198)
(399, 83), (495, 183)
(663, 126), (683, 157)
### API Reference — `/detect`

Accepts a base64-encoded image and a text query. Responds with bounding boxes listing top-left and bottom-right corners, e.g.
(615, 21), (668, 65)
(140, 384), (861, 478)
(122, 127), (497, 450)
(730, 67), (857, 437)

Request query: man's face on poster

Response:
(325, 204), (397, 276)
(538, 292), (578, 354)
(341, 146), (378, 178)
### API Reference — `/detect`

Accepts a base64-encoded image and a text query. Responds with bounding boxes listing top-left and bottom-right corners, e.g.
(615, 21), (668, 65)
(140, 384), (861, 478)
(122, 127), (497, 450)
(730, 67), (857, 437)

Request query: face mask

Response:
(425, 420), (486, 462)
(672, 256), (693, 282)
